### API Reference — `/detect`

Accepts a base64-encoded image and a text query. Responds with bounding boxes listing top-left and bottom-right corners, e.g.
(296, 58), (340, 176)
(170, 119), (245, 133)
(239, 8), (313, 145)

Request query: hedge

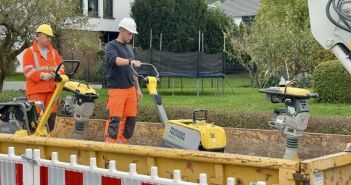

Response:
(314, 60), (351, 103)
(83, 103), (351, 135)
(1, 91), (351, 135)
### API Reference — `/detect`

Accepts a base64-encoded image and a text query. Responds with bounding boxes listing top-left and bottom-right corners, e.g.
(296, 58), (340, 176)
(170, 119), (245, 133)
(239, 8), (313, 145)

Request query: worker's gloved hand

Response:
(131, 60), (142, 68)
(40, 72), (54, 81)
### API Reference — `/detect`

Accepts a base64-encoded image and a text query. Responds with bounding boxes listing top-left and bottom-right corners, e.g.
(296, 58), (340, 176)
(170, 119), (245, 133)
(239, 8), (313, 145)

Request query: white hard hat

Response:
(118, 17), (138, 34)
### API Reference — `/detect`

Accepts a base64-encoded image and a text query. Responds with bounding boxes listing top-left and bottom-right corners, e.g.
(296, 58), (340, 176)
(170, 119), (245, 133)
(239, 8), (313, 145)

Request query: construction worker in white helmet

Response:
(104, 17), (143, 144)
(22, 24), (64, 132)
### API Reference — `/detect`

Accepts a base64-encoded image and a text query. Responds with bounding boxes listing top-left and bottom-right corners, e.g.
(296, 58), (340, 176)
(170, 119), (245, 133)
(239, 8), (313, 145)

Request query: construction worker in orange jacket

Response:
(22, 24), (64, 132)
(104, 18), (143, 143)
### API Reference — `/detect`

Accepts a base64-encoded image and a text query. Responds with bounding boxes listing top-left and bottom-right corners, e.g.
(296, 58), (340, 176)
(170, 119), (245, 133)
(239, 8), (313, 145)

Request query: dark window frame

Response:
(103, 0), (114, 19)
(88, 0), (99, 18)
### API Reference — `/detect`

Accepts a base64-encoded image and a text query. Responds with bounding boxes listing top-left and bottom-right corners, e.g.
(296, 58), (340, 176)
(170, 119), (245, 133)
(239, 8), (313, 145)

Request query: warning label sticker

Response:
(314, 172), (323, 185)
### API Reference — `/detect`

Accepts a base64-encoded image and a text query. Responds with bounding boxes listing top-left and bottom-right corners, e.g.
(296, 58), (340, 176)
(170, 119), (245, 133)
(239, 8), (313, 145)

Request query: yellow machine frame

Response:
(15, 61), (79, 137)
(138, 63), (226, 151)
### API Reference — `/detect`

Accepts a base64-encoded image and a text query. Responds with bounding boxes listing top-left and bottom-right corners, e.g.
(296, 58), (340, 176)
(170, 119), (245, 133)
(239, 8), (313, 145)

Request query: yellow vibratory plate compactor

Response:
(131, 63), (226, 152)
(0, 60), (98, 137)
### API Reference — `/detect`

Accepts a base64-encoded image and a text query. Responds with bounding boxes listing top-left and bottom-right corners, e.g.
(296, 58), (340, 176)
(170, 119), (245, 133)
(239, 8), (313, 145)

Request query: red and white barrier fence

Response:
(32, 149), (201, 185)
(0, 147), (34, 185)
(0, 147), (267, 185)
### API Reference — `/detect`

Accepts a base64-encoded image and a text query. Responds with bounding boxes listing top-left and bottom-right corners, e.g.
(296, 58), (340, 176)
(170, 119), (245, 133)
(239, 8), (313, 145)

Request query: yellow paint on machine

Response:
(164, 119), (227, 150)
(0, 134), (349, 185)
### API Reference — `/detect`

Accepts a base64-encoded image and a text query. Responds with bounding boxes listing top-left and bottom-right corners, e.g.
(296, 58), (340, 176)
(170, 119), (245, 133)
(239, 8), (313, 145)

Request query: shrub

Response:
(314, 60), (351, 103)
(68, 103), (351, 135)
(2, 90), (351, 135)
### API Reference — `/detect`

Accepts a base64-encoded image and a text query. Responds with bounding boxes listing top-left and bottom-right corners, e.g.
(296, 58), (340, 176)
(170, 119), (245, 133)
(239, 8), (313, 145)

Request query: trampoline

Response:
(135, 49), (233, 95)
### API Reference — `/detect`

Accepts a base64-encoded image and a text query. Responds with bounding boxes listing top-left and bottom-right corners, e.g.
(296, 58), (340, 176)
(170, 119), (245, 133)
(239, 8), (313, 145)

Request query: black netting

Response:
(135, 49), (224, 77)
(199, 52), (224, 77)
(134, 48), (152, 63)
(152, 49), (199, 77)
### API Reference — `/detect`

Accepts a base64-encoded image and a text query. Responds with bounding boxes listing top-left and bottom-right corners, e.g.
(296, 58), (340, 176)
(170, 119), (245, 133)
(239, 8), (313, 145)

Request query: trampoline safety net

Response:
(134, 49), (224, 78)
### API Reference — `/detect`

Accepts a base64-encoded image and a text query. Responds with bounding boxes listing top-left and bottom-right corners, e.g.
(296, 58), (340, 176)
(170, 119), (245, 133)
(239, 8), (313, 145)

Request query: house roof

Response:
(220, 0), (260, 17)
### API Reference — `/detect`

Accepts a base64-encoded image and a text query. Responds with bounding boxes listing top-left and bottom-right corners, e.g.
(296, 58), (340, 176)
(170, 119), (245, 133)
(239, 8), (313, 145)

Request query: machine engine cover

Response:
(64, 81), (98, 101)
(161, 119), (226, 151)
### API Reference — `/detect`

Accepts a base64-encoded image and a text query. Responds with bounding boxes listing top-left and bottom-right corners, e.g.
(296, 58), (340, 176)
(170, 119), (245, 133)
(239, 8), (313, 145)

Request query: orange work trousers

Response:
(28, 92), (59, 132)
(28, 92), (59, 113)
(105, 87), (137, 143)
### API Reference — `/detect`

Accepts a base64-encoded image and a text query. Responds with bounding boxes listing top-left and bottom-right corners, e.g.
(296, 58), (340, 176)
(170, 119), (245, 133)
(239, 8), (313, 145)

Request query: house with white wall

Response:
(81, 0), (133, 43)
(218, 0), (261, 26)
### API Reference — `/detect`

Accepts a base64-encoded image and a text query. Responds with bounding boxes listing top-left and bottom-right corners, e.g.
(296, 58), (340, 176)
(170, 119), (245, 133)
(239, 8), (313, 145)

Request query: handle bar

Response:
(130, 63), (159, 79)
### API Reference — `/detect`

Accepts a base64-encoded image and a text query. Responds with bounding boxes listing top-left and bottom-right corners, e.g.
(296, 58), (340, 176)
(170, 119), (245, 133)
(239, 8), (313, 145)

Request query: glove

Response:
(40, 72), (53, 81)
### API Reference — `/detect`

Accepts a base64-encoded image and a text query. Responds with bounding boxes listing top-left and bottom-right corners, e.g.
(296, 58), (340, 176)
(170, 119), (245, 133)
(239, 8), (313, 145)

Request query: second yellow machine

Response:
(131, 63), (226, 152)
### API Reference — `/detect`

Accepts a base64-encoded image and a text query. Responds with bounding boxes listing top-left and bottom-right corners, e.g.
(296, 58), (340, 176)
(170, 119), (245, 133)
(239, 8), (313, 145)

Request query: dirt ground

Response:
(52, 117), (351, 160)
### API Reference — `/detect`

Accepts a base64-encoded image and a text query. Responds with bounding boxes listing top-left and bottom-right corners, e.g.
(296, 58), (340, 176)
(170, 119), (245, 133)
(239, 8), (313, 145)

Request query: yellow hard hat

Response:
(36, 24), (54, 37)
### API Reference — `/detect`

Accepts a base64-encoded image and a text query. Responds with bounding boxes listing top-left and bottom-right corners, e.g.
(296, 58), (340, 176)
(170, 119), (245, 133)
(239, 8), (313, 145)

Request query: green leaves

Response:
(204, 8), (237, 54)
(131, 0), (209, 52)
(314, 60), (351, 103)
(0, 0), (99, 91)
(227, 0), (335, 88)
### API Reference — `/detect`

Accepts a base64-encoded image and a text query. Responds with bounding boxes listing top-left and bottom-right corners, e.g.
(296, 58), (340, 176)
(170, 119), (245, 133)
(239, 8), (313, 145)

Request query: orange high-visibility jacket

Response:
(23, 40), (64, 95)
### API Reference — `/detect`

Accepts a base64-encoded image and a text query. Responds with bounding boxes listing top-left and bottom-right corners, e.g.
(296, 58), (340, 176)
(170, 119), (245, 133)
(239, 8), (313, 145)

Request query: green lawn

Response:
(4, 73), (25, 81)
(93, 75), (351, 117)
(2, 74), (351, 117)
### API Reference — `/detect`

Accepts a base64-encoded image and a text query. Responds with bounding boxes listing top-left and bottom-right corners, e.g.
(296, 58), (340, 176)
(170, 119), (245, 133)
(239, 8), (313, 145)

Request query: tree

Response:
(228, 21), (286, 88)
(131, 0), (208, 52)
(256, 0), (334, 78)
(0, 0), (86, 92)
(59, 30), (102, 82)
(227, 0), (335, 88)
(204, 8), (237, 54)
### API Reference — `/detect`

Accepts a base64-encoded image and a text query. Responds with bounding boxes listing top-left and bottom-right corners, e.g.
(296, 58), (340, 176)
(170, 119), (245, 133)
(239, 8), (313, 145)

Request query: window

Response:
(242, 16), (255, 26)
(88, 0), (99, 17)
(103, 0), (113, 18)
